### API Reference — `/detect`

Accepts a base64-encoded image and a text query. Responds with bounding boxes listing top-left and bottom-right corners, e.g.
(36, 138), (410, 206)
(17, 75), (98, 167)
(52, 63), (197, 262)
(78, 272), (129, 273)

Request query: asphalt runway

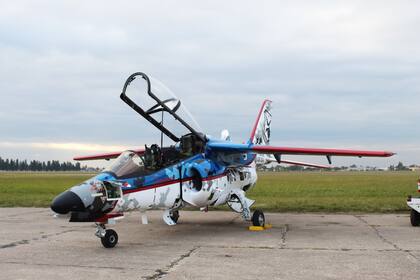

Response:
(1, 208), (420, 280)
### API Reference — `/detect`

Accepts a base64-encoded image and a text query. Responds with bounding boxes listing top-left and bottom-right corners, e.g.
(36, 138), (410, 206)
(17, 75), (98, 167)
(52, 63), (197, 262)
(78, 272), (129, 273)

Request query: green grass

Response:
(0, 171), (418, 212)
(0, 172), (93, 207)
(248, 171), (419, 212)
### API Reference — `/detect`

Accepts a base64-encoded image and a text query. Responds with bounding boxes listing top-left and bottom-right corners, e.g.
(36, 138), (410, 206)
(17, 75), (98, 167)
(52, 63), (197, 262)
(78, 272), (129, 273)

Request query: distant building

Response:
(409, 165), (420, 172)
(348, 165), (364, 171)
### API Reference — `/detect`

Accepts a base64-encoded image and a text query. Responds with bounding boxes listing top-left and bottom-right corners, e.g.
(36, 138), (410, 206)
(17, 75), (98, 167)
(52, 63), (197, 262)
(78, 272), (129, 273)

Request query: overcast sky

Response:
(0, 1), (419, 167)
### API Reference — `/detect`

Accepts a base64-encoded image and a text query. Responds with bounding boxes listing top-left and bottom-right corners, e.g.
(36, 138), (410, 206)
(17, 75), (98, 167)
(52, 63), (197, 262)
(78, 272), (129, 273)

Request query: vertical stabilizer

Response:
(249, 100), (272, 145)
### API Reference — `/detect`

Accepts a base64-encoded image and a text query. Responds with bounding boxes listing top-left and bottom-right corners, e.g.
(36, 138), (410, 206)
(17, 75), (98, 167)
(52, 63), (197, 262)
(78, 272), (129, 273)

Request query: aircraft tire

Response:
(252, 210), (265, 227)
(410, 209), (420, 227)
(101, 229), (118, 248)
(170, 210), (179, 223)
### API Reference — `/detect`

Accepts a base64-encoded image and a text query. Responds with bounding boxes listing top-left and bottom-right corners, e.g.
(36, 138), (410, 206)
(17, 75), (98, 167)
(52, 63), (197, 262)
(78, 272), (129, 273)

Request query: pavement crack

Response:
(354, 215), (420, 262)
(1, 261), (126, 270)
(204, 245), (276, 250)
(200, 244), (419, 254)
(0, 229), (74, 250)
(355, 215), (398, 249)
(142, 246), (199, 280)
(280, 224), (289, 248)
(0, 240), (30, 249)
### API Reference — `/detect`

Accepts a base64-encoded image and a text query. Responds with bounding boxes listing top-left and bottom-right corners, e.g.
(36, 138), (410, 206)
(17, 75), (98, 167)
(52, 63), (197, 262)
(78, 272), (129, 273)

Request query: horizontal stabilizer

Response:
(278, 160), (330, 169)
(258, 155), (330, 168)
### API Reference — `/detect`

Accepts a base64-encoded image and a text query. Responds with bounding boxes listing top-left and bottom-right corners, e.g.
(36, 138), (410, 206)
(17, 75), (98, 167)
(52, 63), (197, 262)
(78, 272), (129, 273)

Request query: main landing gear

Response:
(227, 189), (266, 227)
(252, 209), (265, 227)
(95, 224), (118, 248)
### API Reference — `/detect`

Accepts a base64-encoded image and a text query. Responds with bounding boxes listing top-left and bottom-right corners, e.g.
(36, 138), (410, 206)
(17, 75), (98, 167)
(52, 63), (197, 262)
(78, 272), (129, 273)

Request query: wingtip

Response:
(385, 151), (396, 157)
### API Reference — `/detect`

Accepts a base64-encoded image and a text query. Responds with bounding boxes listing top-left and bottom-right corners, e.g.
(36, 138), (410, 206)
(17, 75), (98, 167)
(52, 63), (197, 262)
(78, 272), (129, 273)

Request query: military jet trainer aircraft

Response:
(51, 72), (394, 248)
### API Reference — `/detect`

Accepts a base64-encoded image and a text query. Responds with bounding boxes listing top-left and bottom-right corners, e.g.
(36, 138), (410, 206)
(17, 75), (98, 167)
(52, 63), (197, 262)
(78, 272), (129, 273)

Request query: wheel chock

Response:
(249, 226), (264, 231)
(264, 223), (272, 229)
(248, 224), (272, 231)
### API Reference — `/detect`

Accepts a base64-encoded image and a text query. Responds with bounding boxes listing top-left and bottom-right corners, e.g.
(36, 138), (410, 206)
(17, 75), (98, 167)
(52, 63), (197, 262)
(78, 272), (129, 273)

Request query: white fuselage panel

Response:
(114, 166), (257, 213)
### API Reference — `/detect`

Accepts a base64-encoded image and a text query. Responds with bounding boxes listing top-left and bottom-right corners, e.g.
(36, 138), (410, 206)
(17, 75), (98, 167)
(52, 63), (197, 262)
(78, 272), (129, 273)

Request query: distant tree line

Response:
(257, 161), (417, 172)
(0, 157), (81, 171)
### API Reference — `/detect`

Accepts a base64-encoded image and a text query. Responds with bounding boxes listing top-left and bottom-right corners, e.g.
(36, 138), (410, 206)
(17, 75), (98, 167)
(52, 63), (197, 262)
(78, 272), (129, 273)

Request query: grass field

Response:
(0, 172), (93, 208)
(0, 171), (418, 212)
(248, 171), (419, 212)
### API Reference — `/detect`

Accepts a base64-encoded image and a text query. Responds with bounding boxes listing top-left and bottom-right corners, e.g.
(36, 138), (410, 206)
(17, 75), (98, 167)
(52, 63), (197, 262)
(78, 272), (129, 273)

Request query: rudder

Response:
(249, 99), (272, 145)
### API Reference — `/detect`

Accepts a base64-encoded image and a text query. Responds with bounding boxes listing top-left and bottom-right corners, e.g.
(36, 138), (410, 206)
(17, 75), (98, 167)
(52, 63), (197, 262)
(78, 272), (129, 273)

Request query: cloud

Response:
(0, 1), (419, 165)
(0, 142), (130, 152)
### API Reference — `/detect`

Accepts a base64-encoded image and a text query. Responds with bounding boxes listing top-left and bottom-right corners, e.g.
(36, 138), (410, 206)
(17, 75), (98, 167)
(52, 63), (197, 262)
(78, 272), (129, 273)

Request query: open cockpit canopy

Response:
(120, 72), (205, 144)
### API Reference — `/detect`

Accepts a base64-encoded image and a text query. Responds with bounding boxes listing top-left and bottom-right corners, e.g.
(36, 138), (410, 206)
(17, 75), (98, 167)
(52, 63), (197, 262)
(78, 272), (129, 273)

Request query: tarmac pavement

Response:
(1, 208), (420, 280)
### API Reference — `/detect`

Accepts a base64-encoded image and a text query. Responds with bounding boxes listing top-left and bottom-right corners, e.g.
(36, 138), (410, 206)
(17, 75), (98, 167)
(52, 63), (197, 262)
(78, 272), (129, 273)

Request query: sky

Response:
(0, 1), (419, 168)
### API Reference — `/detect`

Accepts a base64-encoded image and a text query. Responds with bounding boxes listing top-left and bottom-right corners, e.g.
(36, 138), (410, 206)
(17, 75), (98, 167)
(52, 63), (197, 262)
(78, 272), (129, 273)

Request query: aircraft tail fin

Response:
(249, 99), (272, 145)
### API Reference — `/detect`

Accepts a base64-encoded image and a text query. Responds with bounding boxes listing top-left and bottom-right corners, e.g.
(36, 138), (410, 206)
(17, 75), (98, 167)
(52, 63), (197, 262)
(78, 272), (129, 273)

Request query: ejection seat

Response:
(144, 144), (162, 170)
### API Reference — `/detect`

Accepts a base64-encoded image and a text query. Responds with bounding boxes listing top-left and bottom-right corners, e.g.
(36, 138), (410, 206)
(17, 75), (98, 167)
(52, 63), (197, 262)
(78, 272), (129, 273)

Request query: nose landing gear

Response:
(163, 209), (180, 225)
(95, 224), (119, 248)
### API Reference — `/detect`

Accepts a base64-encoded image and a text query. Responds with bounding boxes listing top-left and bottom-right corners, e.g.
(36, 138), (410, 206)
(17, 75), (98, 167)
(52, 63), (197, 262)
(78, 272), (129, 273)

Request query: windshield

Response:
(105, 151), (150, 179)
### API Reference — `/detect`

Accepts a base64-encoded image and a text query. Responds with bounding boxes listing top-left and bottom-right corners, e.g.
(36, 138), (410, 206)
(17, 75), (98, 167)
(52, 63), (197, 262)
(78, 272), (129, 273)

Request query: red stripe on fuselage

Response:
(122, 173), (227, 195)
(122, 179), (179, 194)
(202, 173), (226, 181)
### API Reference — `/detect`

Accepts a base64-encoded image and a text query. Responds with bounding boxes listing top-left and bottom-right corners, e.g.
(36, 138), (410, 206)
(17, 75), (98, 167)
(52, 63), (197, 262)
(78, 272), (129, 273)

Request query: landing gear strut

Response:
(95, 223), (119, 248)
(227, 190), (266, 227)
(228, 189), (255, 221)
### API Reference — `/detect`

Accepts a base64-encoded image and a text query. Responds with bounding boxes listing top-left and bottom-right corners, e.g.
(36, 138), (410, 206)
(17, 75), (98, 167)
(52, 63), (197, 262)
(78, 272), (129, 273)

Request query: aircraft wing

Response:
(73, 148), (145, 161)
(252, 145), (394, 157)
(208, 142), (394, 159)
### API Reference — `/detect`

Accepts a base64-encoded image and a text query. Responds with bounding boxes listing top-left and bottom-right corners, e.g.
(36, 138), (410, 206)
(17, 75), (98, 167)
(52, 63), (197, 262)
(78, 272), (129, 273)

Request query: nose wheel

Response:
(101, 229), (118, 248)
(170, 210), (179, 223)
(95, 224), (119, 248)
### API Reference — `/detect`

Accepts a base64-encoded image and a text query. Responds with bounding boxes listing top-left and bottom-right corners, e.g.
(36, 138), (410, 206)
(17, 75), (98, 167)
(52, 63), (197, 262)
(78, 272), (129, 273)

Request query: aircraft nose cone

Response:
(51, 191), (85, 214)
